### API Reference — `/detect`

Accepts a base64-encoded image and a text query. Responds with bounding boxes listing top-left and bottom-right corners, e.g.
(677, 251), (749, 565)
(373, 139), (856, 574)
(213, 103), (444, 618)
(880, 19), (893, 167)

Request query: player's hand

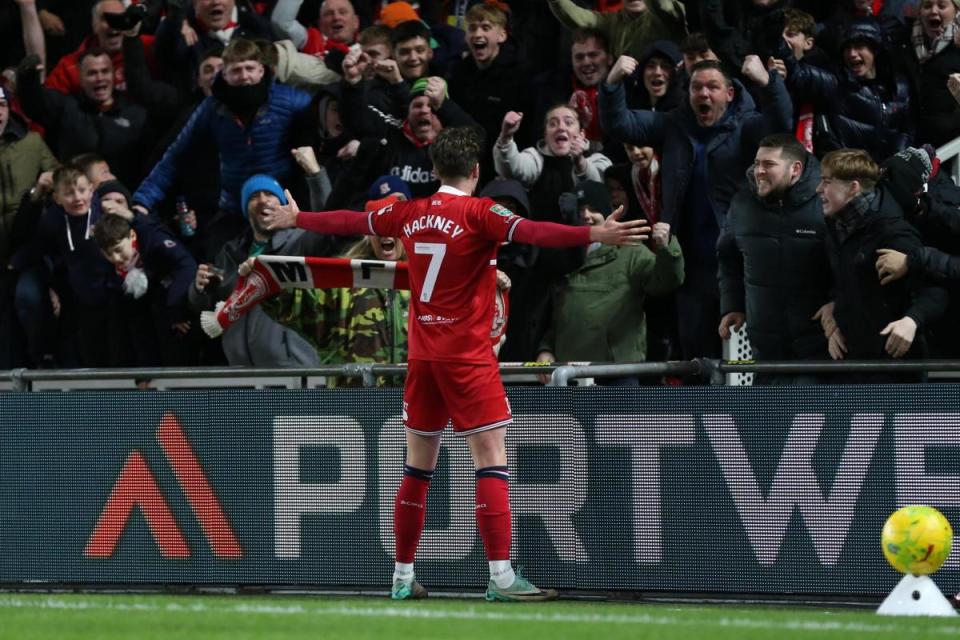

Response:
(499, 111), (523, 143)
(536, 351), (555, 385)
(262, 189), (300, 230)
(589, 206), (650, 246)
(812, 301), (837, 338)
(742, 54), (770, 87)
(881, 316), (917, 359)
(718, 311), (745, 340)
(373, 59), (402, 85)
(828, 328), (847, 360)
(606, 55), (638, 85)
(651, 221), (671, 251)
(876, 248), (908, 285)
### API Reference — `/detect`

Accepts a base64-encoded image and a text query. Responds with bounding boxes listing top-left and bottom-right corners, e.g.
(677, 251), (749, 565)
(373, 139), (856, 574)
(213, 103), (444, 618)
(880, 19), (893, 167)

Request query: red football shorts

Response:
(403, 359), (512, 436)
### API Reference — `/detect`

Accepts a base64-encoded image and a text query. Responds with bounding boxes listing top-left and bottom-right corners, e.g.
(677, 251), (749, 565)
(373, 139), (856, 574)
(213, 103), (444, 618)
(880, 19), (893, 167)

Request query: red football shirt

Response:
(368, 186), (522, 364)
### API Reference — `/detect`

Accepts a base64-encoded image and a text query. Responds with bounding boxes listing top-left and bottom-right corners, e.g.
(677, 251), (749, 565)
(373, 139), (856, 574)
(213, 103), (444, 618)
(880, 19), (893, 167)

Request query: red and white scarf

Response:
(113, 237), (141, 279)
(632, 158), (660, 224)
(198, 6), (239, 46)
(201, 256), (410, 337)
(201, 254), (510, 350)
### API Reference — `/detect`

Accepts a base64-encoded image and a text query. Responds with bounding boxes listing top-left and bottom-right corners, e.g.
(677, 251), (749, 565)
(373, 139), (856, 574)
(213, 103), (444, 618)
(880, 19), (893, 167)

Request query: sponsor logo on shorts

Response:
(417, 314), (456, 324)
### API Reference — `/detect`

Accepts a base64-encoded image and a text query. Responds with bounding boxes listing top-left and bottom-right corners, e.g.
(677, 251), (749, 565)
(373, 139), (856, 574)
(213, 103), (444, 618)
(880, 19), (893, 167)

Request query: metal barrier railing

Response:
(0, 361), (708, 391)
(6, 358), (960, 391)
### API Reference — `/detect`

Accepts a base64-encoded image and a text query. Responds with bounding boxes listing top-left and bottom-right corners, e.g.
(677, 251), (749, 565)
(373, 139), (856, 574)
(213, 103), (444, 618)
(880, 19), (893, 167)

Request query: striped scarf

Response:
(912, 17), (959, 64)
(202, 256), (409, 337)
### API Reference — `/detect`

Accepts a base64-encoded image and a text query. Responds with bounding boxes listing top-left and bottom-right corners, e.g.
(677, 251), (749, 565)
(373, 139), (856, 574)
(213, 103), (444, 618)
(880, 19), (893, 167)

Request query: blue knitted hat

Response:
(240, 174), (287, 218)
(366, 175), (412, 202)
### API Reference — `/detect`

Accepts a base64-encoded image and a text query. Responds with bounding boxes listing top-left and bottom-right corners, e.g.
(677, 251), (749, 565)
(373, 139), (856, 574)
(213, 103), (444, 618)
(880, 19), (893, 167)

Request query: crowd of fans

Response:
(1, 0), (959, 384)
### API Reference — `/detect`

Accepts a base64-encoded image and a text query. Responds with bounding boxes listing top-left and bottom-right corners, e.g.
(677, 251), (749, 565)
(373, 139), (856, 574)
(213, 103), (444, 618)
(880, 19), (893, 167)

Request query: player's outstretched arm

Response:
(263, 189), (372, 236)
(512, 206), (650, 248)
(589, 206), (650, 246)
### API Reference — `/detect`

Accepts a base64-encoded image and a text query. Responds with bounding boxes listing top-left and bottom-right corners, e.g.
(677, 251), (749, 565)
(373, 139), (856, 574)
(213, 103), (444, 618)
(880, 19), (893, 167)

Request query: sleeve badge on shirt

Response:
(164, 239), (177, 248)
(490, 204), (513, 217)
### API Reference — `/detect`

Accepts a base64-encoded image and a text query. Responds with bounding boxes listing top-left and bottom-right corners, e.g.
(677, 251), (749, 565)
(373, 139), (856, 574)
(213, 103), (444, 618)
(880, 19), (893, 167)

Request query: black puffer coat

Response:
(717, 154), (831, 361)
(812, 20), (914, 162)
(826, 187), (947, 360)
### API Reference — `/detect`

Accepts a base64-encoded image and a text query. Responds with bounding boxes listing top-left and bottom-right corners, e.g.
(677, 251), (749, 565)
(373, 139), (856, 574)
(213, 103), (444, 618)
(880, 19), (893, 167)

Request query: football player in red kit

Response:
(263, 127), (648, 602)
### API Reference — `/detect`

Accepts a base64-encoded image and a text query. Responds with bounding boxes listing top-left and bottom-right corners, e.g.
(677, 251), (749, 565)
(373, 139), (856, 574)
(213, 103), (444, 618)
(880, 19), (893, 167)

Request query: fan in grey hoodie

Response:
(188, 174), (336, 367)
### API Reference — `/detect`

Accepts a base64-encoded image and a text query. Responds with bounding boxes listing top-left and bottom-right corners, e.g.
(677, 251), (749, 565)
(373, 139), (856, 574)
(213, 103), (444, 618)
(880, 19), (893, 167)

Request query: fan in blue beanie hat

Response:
(240, 174), (287, 218)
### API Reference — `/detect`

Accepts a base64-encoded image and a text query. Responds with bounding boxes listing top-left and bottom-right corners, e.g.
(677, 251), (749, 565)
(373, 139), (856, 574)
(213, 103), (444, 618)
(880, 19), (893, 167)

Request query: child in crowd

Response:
(12, 164), (115, 366)
(93, 213), (198, 367)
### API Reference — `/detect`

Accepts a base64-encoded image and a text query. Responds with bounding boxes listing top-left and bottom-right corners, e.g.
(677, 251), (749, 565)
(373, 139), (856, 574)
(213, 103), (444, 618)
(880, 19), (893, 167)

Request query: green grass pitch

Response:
(1, 593), (959, 639)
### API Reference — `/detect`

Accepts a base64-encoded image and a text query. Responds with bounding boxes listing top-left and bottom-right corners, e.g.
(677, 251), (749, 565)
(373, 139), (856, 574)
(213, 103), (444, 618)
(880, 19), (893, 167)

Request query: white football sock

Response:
(489, 560), (515, 589)
(393, 562), (414, 585)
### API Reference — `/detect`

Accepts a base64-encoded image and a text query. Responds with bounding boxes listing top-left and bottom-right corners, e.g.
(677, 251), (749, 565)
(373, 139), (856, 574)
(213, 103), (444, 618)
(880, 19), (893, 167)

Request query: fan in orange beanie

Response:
(379, 2), (421, 28)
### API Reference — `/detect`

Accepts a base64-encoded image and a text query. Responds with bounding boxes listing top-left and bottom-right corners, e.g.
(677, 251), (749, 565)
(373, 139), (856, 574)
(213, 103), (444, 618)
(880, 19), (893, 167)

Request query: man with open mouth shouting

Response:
(600, 52), (792, 363)
(16, 49), (151, 188)
(448, 3), (534, 185)
(907, 0), (960, 146)
(44, 0), (158, 97)
(326, 76), (476, 207)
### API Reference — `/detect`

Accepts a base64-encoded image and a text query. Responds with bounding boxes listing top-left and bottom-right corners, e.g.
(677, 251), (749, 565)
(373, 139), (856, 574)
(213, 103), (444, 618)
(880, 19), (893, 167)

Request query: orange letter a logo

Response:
(84, 412), (243, 559)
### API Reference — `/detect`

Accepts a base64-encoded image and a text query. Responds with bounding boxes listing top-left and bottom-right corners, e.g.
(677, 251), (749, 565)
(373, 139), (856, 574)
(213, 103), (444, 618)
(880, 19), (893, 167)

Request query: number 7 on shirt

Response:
(414, 242), (447, 302)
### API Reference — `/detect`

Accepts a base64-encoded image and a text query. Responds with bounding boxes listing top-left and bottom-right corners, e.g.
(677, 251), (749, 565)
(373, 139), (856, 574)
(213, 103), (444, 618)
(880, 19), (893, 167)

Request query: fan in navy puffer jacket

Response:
(133, 61), (315, 217)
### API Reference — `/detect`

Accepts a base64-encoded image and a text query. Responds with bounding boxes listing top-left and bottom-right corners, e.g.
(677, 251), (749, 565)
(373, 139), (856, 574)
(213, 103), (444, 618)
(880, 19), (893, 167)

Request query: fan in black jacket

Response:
(717, 134), (832, 377)
(819, 149), (947, 380)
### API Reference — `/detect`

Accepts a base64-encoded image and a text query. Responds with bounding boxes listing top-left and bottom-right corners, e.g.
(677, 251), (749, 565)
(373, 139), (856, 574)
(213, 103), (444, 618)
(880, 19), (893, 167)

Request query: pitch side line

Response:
(0, 596), (957, 634)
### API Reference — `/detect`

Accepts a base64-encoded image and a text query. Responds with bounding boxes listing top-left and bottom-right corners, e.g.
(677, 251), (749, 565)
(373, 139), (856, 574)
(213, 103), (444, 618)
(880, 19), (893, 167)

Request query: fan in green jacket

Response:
(0, 93), (58, 265)
(537, 182), (684, 374)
